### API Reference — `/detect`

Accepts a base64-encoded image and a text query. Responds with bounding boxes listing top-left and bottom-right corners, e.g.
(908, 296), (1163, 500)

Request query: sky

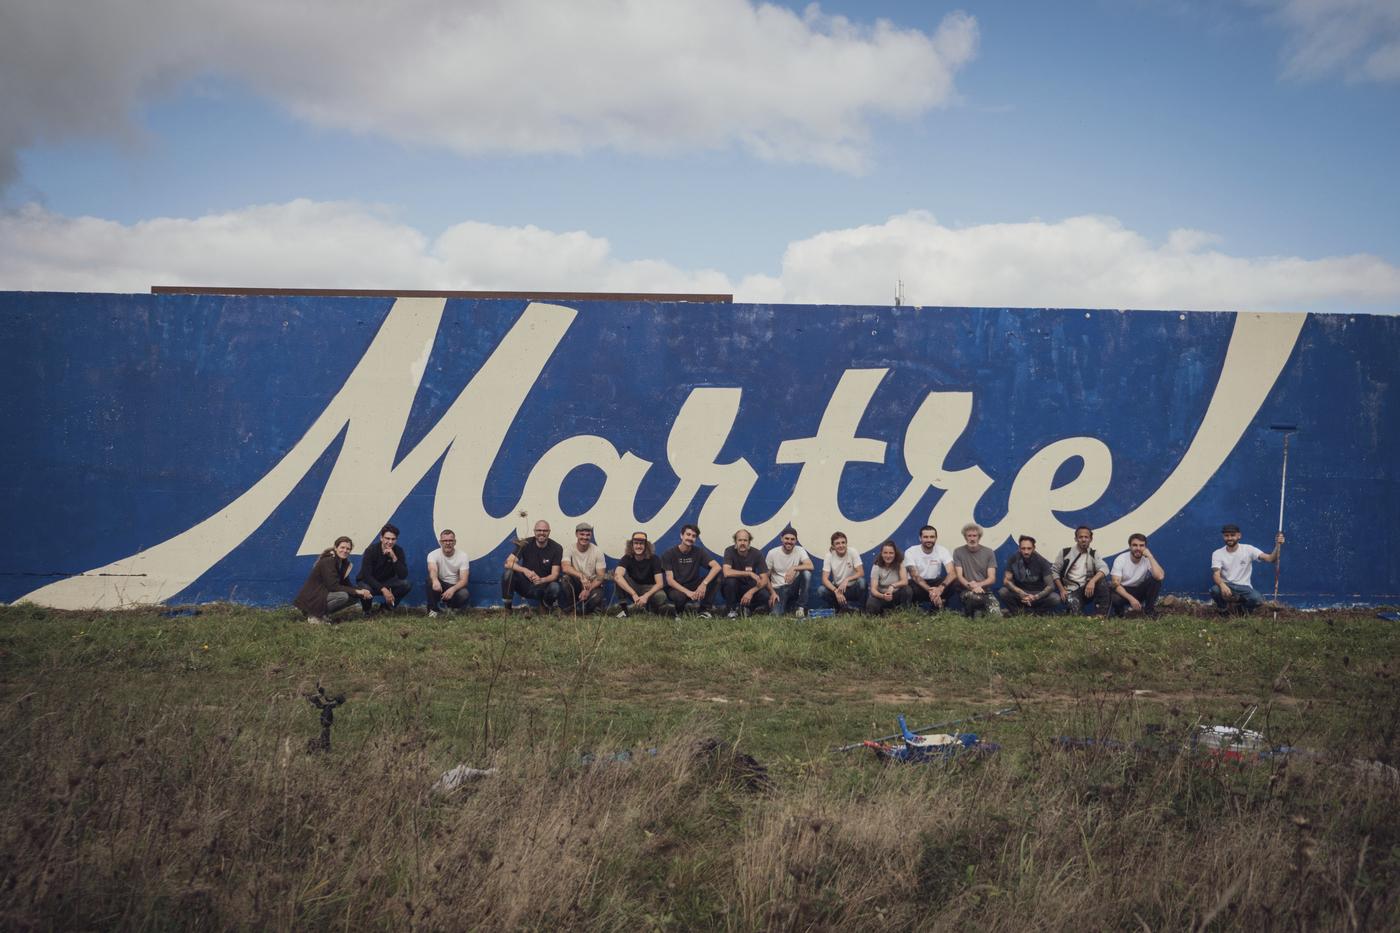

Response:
(1, 0), (1398, 312)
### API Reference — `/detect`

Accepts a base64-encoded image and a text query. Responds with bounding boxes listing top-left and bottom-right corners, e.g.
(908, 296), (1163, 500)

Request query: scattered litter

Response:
(432, 764), (498, 793)
(161, 607), (200, 618)
(1378, 611), (1400, 622)
(834, 706), (1015, 754)
(863, 714), (1000, 764)
(806, 608), (835, 618)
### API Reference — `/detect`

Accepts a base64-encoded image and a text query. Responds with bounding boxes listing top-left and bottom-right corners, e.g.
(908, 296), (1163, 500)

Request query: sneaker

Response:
(795, 607), (806, 619)
(491, 603), (507, 612)
(615, 608), (628, 619)
(307, 616), (327, 625)
(726, 610), (738, 619)
(427, 610), (439, 619)
(989, 602), (1003, 617)
(698, 611), (713, 619)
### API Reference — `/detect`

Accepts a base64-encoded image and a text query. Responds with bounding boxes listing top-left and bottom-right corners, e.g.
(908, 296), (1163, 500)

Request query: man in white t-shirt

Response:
(1210, 524), (1284, 614)
(561, 522), (609, 614)
(426, 528), (470, 617)
(820, 531), (865, 614)
(904, 525), (954, 612)
(1109, 533), (1166, 616)
(766, 528), (814, 617)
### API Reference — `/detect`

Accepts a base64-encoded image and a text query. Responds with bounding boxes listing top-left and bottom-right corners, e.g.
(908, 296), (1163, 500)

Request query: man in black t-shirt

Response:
(998, 535), (1062, 615)
(721, 528), (768, 618)
(358, 522), (411, 613)
(613, 531), (670, 617)
(659, 523), (721, 616)
(499, 520), (563, 609)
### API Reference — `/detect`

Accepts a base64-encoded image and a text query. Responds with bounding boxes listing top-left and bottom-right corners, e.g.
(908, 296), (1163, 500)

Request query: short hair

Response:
(1074, 525), (1093, 536)
(961, 523), (982, 536)
(380, 523), (400, 537)
(681, 523), (701, 537)
(439, 529), (455, 538)
(875, 540), (904, 567)
(919, 525), (937, 535)
(830, 530), (847, 545)
(1221, 523), (1241, 534)
(1018, 535), (1036, 546)
(733, 528), (752, 543)
(781, 527), (798, 539)
(1128, 533), (1147, 545)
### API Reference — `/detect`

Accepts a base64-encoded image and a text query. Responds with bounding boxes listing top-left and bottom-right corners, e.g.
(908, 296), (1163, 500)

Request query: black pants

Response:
(1112, 577), (1162, 615)
(667, 582), (718, 614)
(1064, 581), (1111, 616)
(721, 576), (766, 613)
(361, 577), (410, 612)
(614, 585), (670, 615)
(997, 586), (1062, 615)
(561, 576), (607, 614)
(500, 569), (561, 608)
(865, 584), (912, 614)
(426, 578), (471, 612)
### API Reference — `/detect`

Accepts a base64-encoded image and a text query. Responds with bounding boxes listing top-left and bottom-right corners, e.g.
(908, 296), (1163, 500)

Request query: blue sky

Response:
(2, 0), (1398, 311)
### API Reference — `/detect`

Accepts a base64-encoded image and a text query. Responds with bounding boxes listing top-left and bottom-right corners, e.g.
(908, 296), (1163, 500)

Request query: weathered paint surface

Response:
(1, 292), (1394, 608)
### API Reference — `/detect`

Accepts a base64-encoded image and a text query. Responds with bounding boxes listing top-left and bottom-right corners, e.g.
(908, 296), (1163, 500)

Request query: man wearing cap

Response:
(1210, 524), (1284, 615)
(765, 527), (813, 617)
(561, 522), (608, 614)
(614, 531), (669, 617)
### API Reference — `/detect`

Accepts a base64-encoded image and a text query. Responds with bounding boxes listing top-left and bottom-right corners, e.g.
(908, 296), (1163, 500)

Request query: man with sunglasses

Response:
(614, 532), (669, 617)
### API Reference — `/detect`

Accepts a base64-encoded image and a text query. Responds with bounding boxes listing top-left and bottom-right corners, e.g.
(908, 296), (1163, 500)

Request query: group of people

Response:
(293, 519), (1285, 624)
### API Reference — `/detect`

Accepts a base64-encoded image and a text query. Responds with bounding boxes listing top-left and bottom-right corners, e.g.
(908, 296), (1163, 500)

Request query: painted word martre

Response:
(22, 300), (1304, 609)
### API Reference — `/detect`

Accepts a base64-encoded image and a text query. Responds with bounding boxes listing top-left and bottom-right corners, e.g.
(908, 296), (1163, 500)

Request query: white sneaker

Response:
(795, 607), (806, 619)
(488, 604), (504, 612)
(615, 609), (628, 619)
(698, 611), (713, 619)
(427, 610), (439, 618)
(727, 610), (738, 619)
(307, 616), (327, 625)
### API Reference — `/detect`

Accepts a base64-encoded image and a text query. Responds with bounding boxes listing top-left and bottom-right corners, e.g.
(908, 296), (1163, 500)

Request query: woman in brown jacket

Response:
(294, 536), (371, 624)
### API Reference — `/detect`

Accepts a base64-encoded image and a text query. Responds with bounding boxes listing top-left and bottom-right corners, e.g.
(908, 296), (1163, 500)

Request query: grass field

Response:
(2, 603), (1397, 930)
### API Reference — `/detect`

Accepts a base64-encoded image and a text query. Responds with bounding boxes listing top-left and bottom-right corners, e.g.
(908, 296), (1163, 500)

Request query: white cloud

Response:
(2, 201), (1397, 314)
(1255, 0), (1400, 82)
(0, 0), (978, 185)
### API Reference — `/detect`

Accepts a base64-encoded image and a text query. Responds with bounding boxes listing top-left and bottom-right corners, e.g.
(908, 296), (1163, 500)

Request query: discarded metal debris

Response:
(862, 714), (1001, 764)
(305, 682), (346, 753)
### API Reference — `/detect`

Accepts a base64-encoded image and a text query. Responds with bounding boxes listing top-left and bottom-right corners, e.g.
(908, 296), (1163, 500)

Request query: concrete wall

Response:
(2, 292), (1394, 608)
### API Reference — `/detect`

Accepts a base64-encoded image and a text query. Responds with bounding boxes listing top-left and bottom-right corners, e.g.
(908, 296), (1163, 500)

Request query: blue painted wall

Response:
(0, 292), (1394, 608)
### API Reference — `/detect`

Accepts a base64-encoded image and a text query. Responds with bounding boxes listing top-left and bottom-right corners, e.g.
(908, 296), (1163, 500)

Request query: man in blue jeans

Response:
(765, 528), (813, 617)
(1210, 524), (1284, 614)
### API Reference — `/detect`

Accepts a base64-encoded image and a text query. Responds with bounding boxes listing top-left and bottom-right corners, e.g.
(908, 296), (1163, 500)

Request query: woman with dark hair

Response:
(865, 540), (912, 614)
(294, 536), (372, 624)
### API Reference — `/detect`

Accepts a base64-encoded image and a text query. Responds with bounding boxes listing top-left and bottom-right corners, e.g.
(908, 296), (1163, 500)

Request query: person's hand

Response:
(931, 586), (944, 608)
(741, 590), (753, 606)
(431, 580), (443, 593)
(696, 583), (707, 599)
(1219, 583), (1233, 599)
(768, 591), (778, 607)
(881, 590), (893, 602)
(835, 591), (847, 606)
(383, 587), (395, 607)
(356, 588), (372, 599)
(1085, 582), (1096, 598)
(1276, 532), (1286, 545)
(1127, 596), (1142, 612)
(1021, 594), (1033, 606)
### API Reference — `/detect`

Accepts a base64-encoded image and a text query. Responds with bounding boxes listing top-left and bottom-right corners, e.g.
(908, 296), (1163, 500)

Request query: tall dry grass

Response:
(3, 682), (1397, 931)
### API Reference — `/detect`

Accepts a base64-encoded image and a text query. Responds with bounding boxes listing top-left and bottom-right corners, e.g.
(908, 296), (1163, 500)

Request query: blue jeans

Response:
(822, 577), (867, 613)
(771, 570), (811, 615)
(1211, 582), (1263, 612)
